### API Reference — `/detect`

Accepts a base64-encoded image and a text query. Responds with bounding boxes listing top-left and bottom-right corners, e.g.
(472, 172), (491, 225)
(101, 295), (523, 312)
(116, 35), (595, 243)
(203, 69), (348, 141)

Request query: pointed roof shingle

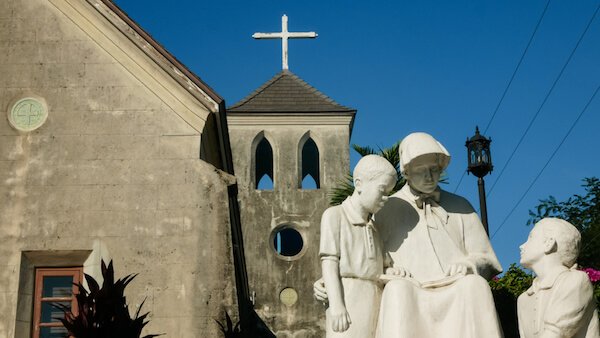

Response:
(228, 70), (355, 113)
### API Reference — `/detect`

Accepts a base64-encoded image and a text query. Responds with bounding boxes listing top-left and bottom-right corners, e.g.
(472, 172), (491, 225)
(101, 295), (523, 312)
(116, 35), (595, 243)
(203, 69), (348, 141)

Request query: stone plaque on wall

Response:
(7, 96), (48, 132)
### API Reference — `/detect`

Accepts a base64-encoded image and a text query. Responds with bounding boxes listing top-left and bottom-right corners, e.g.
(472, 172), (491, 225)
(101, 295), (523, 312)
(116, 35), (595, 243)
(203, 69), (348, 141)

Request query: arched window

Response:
(255, 137), (274, 190)
(300, 137), (320, 189)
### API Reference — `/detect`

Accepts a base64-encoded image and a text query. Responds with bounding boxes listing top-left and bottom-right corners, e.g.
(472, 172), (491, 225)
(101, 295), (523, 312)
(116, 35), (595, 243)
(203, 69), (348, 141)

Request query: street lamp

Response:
(466, 126), (493, 235)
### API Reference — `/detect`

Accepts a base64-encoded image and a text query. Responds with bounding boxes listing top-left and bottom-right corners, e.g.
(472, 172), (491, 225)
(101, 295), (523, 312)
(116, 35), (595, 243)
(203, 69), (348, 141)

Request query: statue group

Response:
(316, 132), (599, 338)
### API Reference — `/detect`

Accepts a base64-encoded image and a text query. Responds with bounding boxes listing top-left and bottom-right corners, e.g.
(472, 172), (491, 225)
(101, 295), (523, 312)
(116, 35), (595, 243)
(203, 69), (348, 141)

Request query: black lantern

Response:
(466, 126), (493, 178)
(465, 126), (493, 235)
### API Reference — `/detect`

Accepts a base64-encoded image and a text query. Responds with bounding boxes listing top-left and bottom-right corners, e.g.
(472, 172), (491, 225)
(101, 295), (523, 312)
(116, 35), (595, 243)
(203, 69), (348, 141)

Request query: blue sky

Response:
(114, 0), (600, 270)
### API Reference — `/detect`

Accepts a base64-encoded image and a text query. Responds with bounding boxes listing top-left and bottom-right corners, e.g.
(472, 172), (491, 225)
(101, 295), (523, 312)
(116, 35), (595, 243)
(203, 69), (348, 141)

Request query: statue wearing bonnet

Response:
(374, 132), (503, 337)
(315, 132), (504, 337)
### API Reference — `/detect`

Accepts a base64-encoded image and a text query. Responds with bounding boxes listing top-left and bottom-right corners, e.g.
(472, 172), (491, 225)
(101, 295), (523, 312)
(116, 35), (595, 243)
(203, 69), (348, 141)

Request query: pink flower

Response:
(581, 268), (600, 283)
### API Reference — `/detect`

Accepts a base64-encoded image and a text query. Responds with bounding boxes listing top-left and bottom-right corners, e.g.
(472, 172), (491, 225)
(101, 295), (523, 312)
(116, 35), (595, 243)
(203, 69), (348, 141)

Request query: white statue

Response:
(316, 132), (503, 337)
(518, 218), (599, 338)
(374, 132), (503, 338)
(320, 154), (397, 337)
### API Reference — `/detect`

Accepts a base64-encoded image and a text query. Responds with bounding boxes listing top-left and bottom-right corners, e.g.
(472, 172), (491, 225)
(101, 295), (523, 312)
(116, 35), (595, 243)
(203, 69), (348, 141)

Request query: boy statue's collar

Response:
(341, 198), (371, 226)
(526, 268), (570, 295)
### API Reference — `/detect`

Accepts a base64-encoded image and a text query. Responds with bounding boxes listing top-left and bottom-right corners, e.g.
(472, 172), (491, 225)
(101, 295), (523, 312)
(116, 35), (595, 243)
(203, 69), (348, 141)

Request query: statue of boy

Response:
(320, 154), (397, 337)
(518, 218), (599, 338)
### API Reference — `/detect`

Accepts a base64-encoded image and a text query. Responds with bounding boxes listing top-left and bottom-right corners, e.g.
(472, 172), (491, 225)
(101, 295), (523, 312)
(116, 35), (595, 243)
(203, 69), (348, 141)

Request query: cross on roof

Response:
(252, 15), (318, 70)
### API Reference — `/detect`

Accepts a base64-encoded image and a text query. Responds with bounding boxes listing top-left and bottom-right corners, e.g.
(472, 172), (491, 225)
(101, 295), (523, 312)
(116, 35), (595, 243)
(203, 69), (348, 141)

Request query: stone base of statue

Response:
(376, 274), (503, 338)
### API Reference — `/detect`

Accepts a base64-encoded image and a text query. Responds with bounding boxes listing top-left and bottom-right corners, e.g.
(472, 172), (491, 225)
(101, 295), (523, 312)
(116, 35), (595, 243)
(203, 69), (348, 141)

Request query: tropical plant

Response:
(527, 177), (600, 270)
(215, 311), (243, 338)
(329, 143), (405, 206)
(56, 260), (161, 338)
(488, 264), (534, 338)
(489, 263), (533, 297)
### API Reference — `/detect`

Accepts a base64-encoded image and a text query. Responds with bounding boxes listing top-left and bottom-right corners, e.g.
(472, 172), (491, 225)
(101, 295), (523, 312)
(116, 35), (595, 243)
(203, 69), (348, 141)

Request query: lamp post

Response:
(466, 127), (493, 236)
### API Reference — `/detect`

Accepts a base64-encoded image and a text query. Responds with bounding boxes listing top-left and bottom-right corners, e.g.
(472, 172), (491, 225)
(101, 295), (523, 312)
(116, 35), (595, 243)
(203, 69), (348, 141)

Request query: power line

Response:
(453, 171), (467, 194)
(491, 83), (600, 239)
(453, 0), (551, 194)
(486, 1), (600, 198)
(483, 0), (552, 135)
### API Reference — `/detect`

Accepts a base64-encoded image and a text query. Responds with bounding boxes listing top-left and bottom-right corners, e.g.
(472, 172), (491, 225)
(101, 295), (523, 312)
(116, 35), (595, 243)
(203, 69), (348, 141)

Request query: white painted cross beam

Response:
(252, 15), (318, 70)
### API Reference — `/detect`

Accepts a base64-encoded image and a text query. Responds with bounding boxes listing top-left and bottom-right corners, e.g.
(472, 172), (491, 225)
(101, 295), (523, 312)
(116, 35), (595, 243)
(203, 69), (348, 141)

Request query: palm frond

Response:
(329, 173), (355, 206)
(439, 171), (449, 185)
(377, 142), (400, 170)
(329, 142), (406, 206)
(351, 144), (376, 156)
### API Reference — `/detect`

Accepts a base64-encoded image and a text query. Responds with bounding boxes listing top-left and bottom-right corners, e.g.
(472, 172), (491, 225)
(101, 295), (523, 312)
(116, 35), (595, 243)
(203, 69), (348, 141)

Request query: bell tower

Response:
(228, 67), (355, 336)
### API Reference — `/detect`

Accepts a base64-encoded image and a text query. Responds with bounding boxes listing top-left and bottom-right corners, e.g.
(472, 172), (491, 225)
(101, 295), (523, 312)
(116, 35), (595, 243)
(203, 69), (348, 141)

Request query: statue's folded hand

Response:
(313, 278), (328, 303)
(330, 306), (352, 332)
(385, 265), (412, 278)
(446, 263), (468, 277)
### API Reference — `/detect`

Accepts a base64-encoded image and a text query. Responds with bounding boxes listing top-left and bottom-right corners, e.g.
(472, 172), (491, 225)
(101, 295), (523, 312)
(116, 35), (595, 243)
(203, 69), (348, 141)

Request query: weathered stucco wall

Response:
(0, 0), (236, 337)
(229, 117), (351, 337)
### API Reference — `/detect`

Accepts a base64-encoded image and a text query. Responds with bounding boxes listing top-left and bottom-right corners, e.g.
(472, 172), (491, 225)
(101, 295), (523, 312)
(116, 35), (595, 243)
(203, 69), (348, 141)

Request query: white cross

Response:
(252, 15), (318, 70)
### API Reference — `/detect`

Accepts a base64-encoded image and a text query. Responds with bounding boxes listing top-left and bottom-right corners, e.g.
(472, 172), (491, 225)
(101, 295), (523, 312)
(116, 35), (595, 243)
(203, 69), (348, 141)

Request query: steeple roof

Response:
(228, 70), (355, 113)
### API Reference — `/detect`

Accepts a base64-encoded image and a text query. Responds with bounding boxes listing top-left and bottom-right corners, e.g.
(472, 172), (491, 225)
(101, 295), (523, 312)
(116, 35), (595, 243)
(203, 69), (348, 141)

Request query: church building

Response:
(0, 1), (355, 337)
(0, 0), (241, 337)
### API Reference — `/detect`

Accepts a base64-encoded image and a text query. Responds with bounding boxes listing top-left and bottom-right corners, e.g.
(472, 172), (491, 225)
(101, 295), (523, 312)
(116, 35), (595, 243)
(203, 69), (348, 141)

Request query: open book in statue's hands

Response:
(379, 271), (466, 289)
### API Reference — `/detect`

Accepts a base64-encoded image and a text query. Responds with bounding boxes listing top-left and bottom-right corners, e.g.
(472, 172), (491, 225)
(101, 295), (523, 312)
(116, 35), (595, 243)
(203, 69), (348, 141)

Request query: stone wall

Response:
(0, 0), (237, 337)
(229, 117), (351, 337)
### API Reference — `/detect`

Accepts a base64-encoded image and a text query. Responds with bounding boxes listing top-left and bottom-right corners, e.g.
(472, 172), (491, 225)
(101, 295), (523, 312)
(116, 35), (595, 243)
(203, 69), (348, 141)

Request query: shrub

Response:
(56, 260), (161, 338)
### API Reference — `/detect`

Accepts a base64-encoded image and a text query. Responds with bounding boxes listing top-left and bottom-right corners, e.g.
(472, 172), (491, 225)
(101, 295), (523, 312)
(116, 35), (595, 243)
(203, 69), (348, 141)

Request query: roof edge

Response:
(228, 70), (287, 110)
(96, 0), (223, 104)
(86, 0), (236, 179)
(228, 70), (355, 112)
(227, 109), (357, 114)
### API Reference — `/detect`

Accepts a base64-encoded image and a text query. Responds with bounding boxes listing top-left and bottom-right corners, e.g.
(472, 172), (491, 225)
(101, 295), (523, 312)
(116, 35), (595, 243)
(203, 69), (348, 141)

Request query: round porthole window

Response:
(271, 226), (305, 260)
(7, 96), (48, 132)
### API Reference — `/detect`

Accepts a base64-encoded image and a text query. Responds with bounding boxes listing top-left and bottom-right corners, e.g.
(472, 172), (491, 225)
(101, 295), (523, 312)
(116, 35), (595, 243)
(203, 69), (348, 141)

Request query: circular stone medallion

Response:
(279, 287), (298, 306)
(7, 97), (48, 132)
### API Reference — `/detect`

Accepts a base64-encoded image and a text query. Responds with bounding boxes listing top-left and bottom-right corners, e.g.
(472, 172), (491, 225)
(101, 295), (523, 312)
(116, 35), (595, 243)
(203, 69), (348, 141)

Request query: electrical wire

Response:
(453, 0), (551, 194)
(491, 83), (600, 239)
(483, 0), (552, 135)
(486, 1), (600, 199)
(453, 170), (467, 194)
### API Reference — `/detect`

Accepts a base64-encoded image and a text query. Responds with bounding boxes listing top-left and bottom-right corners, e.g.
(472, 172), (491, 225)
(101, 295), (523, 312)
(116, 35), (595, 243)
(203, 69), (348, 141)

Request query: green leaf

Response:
(329, 142), (407, 206)
(527, 177), (600, 270)
(351, 144), (376, 156)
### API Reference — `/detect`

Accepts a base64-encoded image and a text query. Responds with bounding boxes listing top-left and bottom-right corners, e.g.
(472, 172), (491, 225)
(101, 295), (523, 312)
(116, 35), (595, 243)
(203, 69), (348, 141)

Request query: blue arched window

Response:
(255, 137), (274, 190)
(300, 137), (320, 189)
